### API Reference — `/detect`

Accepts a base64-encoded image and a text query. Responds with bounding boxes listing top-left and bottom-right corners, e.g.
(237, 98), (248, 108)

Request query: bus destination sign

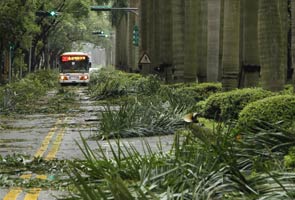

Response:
(61, 55), (86, 62)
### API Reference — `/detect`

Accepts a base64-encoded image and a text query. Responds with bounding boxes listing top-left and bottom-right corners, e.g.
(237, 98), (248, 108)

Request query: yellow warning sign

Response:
(139, 52), (151, 64)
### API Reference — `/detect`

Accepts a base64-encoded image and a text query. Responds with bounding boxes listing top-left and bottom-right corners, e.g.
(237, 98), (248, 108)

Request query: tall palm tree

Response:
(197, 0), (208, 83)
(221, 0), (241, 91)
(158, 0), (173, 82)
(292, 0), (295, 92)
(139, 0), (147, 53)
(115, 15), (128, 70)
(151, 0), (160, 70)
(139, 0), (152, 74)
(172, 0), (185, 82)
(278, 0), (288, 83)
(207, 0), (222, 82)
(184, 0), (200, 82)
(258, 0), (285, 91)
(240, 0), (260, 88)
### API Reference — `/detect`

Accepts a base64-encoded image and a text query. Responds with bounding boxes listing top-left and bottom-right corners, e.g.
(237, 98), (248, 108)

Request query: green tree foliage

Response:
(238, 95), (295, 130)
(0, 69), (58, 113)
(0, 0), (113, 83)
(0, 0), (39, 82)
(0, 0), (38, 49)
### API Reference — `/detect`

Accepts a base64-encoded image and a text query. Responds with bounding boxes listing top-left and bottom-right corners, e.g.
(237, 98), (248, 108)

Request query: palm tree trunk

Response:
(115, 15), (128, 70)
(207, 0), (222, 82)
(292, 0), (295, 92)
(139, 0), (148, 53)
(172, 0), (185, 82)
(240, 0), (260, 88)
(159, 0), (173, 82)
(184, 0), (200, 82)
(219, 0), (225, 81)
(160, 0), (172, 64)
(258, 0), (285, 91)
(221, 0), (241, 91)
(139, 0), (152, 74)
(197, 0), (208, 83)
(278, 0), (288, 83)
(152, 0), (160, 69)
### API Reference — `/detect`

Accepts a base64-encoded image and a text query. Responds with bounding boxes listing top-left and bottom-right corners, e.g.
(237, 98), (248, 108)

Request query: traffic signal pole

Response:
(91, 5), (139, 70)
(90, 6), (138, 15)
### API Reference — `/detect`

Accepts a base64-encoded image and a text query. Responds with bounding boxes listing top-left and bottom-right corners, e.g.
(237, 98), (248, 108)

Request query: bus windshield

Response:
(60, 54), (90, 73)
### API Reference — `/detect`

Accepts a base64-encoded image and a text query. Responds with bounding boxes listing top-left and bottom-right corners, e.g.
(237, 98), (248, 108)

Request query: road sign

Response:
(139, 52), (151, 64)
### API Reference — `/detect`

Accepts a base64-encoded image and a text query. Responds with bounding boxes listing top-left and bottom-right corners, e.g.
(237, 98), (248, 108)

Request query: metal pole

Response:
(20, 55), (23, 78)
(29, 46), (32, 73)
(8, 47), (11, 83)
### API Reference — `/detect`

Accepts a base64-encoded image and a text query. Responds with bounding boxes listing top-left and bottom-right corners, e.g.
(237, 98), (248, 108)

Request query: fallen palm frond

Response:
(98, 96), (187, 139)
(89, 69), (162, 100)
(0, 154), (69, 189)
(65, 120), (295, 199)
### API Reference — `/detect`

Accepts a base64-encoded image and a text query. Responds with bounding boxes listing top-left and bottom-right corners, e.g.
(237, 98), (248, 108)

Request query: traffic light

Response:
(49, 11), (58, 16)
(35, 10), (58, 17)
(132, 25), (139, 46)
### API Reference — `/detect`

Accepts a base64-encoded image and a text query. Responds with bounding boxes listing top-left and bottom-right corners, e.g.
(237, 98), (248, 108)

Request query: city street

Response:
(0, 87), (174, 199)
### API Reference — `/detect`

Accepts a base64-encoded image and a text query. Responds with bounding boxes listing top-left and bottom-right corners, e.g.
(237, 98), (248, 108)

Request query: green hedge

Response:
(198, 88), (274, 121)
(238, 95), (295, 130)
(172, 82), (222, 102)
(158, 82), (221, 112)
(280, 84), (294, 95)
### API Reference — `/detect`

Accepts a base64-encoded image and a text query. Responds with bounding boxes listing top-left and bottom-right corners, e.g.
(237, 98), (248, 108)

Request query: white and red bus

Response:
(59, 52), (91, 85)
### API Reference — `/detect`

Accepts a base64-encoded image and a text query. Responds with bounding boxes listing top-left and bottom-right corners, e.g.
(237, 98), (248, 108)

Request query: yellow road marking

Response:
(45, 127), (66, 160)
(20, 174), (32, 179)
(34, 127), (56, 158)
(3, 188), (22, 200)
(24, 188), (42, 200)
(36, 174), (47, 180)
(34, 119), (62, 158)
(3, 118), (66, 200)
(3, 175), (32, 200)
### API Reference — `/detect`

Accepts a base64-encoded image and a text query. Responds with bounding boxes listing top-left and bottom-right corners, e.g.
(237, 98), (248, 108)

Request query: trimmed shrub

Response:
(238, 95), (295, 130)
(158, 82), (221, 112)
(173, 82), (222, 102)
(280, 84), (294, 95)
(198, 88), (274, 121)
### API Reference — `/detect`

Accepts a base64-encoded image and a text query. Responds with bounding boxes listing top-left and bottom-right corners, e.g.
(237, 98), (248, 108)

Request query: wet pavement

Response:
(0, 87), (175, 199)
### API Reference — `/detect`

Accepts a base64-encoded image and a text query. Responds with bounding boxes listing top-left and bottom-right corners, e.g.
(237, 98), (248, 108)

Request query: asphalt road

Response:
(0, 87), (175, 199)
